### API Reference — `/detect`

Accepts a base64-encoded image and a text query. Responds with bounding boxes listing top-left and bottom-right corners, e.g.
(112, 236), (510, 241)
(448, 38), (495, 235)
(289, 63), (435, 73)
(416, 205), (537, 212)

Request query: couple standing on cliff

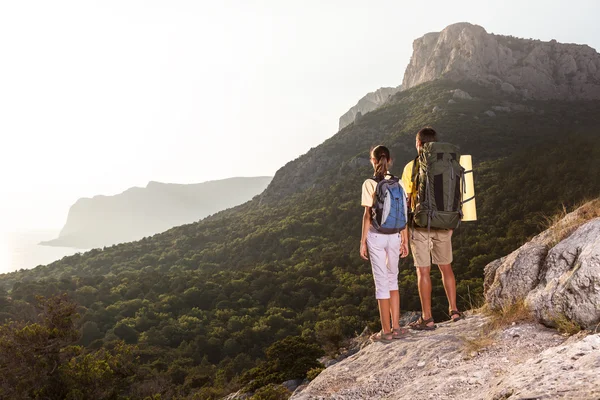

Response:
(360, 127), (464, 342)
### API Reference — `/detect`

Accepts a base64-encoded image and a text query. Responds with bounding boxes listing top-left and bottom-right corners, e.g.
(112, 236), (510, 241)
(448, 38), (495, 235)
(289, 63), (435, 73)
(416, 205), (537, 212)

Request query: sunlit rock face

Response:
(403, 22), (600, 100)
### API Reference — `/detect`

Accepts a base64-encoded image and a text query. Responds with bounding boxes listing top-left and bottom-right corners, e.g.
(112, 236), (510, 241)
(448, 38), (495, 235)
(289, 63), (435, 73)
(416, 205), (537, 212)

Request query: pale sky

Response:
(1, 0), (598, 231)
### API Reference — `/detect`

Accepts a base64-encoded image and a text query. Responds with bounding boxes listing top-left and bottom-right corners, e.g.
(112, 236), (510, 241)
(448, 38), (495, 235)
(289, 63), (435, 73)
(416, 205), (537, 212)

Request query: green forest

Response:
(1, 80), (599, 399)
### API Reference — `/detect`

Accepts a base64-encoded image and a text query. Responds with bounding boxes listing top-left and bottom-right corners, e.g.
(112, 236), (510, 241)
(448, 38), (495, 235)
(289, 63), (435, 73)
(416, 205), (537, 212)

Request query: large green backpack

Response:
(411, 142), (464, 230)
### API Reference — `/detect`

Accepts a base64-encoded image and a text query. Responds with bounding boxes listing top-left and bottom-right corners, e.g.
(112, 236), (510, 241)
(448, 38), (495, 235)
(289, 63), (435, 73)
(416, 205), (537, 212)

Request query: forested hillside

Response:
(1, 80), (599, 398)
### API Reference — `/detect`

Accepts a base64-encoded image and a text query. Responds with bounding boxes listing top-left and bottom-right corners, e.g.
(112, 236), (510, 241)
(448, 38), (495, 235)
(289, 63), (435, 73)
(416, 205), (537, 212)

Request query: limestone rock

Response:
(402, 22), (600, 100)
(452, 89), (473, 100)
(484, 110), (496, 117)
(492, 105), (511, 112)
(433, 106), (442, 113)
(448, 99), (456, 104)
(282, 379), (304, 392)
(339, 86), (401, 131)
(484, 242), (547, 310)
(486, 334), (600, 400)
(501, 82), (516, 93)
(484, 201), (600, 330)
(222, 389), (252, 400)
(526, 219), (600, 329)
(290, 316), (590, 400)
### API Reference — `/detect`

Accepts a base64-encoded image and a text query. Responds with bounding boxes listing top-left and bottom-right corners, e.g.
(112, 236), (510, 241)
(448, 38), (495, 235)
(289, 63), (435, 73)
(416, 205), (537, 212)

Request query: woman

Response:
(360, 145), (409, 342)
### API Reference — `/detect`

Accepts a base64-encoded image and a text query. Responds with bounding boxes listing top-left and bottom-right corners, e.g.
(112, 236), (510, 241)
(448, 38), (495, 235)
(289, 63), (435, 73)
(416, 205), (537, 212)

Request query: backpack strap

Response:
(410, 156), (419, 183)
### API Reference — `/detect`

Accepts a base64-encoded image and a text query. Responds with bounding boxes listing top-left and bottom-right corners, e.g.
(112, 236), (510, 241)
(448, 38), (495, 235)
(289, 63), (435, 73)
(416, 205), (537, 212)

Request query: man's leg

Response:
(432, 229), (459, 319)
(438, 263), (458, 313)
(416, 266), (434, 325)
(410, 228), (435, 327)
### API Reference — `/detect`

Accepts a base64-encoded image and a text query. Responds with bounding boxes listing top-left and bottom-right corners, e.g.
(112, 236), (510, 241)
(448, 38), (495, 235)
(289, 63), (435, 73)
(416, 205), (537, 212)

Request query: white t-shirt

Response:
(361, 173), (408, 208)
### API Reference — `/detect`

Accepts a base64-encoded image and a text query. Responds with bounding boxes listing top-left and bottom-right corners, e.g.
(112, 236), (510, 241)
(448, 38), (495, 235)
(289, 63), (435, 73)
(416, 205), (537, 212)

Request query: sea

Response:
(0, 230), (85, 275)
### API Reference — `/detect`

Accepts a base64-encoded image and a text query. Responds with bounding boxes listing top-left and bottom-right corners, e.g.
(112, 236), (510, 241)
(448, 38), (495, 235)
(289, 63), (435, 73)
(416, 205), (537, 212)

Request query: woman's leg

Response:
(386, 233), (401, 329)
(377, 299), (392, 333)
(389, 290), (400, 329)
(367, 230), (392, 333)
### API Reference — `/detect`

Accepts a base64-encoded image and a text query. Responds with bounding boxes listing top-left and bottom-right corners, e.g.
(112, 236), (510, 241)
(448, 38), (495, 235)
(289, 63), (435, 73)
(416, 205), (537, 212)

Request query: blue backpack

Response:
(370, 175), (407, 234)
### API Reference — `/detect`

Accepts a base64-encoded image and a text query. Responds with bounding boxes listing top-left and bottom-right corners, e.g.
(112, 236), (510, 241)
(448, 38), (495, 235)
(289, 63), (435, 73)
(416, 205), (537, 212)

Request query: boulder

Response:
(501, 82), (516, 94)
(452, 89), (473, 100)
(282, 379), (304, 392)
(484, 242), (547, 310)
(484, 199), (600, 330)
(526, 219), (600, 329)
(484, 110), (496, 117)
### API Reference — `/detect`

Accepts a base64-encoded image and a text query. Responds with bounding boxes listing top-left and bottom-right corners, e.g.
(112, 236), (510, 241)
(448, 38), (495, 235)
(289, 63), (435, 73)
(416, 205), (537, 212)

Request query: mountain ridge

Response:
(41, 176), (272, 249)
(338, 86), (402, 131)
(1, 23), (600, 399)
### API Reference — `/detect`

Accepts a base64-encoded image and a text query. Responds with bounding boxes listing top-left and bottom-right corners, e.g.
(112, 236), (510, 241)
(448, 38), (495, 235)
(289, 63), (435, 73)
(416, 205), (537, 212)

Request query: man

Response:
(401, 127), (463, 330)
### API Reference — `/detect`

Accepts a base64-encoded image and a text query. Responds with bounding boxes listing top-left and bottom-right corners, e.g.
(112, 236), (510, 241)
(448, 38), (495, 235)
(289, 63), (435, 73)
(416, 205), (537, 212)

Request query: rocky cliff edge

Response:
(291, 200), (600, 399)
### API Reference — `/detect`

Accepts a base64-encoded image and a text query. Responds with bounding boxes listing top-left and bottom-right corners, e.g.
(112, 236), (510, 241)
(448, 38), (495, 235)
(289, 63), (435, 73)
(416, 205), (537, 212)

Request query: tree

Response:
(0, 294), (139, 399)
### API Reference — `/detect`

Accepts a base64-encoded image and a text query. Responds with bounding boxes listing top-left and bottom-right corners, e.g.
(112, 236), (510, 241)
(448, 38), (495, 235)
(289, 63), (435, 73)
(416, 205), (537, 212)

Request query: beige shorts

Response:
(409, 228), (453, 267)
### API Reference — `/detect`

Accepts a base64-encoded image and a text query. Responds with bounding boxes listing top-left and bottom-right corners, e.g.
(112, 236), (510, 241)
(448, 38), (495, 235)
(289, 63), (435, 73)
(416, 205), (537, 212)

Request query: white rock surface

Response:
(291, 315), (599, 400)
(527, 219), (600, 329)
(486, 334), (600, 400)
(452, 89), (473, 100)
(403, 22), (600, 100)
(485, 203), (600, 330)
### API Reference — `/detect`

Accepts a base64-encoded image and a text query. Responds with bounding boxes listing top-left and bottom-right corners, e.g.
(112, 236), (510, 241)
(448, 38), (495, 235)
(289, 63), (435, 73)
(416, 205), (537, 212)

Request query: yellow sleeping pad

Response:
(459, 155), (477, 221)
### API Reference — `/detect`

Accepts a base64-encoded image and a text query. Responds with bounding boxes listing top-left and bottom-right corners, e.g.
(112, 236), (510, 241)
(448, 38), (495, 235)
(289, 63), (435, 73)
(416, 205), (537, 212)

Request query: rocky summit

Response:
(402, 22), (600, 100)
(291, 201), (600, 399)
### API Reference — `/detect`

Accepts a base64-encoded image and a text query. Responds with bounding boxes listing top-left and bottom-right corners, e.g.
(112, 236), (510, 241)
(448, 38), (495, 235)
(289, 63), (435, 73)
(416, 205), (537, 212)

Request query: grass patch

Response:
(461, 300), (533, 356)
(551, 313), (582, 336)
(543, 199), (600, 247)
(306, 367), (325, 381)
(484, 300), (534, 331)
(460, 285), (486, 312)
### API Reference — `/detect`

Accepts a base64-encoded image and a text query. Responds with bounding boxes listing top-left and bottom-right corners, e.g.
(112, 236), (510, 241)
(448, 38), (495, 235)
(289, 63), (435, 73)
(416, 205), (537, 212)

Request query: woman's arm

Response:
(400, 228), (409, 258)
(360, 207), (371, 260)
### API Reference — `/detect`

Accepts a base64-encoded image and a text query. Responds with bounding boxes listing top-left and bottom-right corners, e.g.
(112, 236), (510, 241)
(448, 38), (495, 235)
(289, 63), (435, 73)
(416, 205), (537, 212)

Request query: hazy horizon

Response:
(2, 0), (599, 232)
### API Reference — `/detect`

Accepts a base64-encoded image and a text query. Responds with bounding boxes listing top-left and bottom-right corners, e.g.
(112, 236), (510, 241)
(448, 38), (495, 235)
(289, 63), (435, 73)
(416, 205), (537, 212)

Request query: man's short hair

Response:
(417, 127), (437, 144)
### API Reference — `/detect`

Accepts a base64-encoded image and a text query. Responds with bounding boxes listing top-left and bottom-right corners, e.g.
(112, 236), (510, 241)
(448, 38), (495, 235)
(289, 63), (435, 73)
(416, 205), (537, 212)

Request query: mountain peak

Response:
(402, 22), (600, 100)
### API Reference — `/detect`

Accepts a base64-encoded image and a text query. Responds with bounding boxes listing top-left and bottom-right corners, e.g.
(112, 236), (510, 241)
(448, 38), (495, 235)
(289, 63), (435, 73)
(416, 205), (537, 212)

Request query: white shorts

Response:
(366, 228), (401, 299)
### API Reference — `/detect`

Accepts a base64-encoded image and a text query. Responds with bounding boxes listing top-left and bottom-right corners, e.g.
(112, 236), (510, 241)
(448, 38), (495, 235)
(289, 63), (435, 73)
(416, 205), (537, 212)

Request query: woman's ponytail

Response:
(371, 145), (391, 180)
